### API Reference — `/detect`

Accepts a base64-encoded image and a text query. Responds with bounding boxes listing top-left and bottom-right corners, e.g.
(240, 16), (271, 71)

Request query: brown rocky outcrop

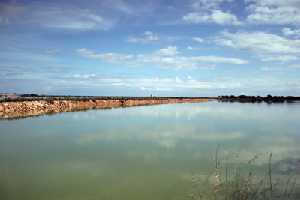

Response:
(0, 98), (209, 119)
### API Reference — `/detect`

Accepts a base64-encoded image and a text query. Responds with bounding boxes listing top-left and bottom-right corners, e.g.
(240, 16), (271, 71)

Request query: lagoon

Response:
(0, 101), (300, 200)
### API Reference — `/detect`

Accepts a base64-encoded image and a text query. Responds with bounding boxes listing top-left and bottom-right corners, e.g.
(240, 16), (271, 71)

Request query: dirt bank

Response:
(0, 98), (209, 119)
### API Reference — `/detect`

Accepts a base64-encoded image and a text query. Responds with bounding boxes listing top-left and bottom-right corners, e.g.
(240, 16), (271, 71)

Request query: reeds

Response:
(188, 149), (299, 200)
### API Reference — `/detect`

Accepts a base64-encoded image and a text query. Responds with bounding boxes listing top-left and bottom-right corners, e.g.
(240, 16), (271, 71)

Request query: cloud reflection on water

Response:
(69, 102), (300, 163)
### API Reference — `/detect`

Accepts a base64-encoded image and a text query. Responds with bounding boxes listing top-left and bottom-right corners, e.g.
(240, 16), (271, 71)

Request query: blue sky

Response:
(0, 0), (300, 96)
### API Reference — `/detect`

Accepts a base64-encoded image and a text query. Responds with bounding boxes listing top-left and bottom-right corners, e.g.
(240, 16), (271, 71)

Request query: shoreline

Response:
(2, 94), (299, 120)
(0, 97), (212, 119)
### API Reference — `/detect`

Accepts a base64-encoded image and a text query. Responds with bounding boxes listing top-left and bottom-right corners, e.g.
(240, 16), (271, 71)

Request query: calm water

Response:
(0, 101), (300, 200)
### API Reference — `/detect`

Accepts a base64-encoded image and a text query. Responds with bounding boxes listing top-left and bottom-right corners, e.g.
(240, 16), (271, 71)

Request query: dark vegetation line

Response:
(218, 95), (300, 103)
(1, 93), (300, 103)
(0, 93), (215, 103)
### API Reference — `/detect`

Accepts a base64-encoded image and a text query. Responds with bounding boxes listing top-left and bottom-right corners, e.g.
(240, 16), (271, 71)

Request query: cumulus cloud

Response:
(31, 7), (112, 31)
(77, 48), (134, 63)
(260, 55), (299, 63)
(154, 46), (178, 56)
(183, 0), (240, 25)
(0, 2), (113, 31)
(77, 46), (248, 69)
(191, 0), (233, 10)
(183, 10), (241, 25)
(246, 0), (300, 25)
(116, 77), (214, 91)
(193, 37), (204, 43)
(71, 73), (97, 79)
(53, 72), (300, 95)
(191, 56), (248, 64)
(215, 31), (300, 62)
(282, 27), (300, 38)
(127, 31), (159, 43)
(59, 75), (243, 92)
(215, 30), (300, 63)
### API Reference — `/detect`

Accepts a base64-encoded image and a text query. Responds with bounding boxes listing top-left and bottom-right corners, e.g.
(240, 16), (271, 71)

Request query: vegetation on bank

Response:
(218, 95), (300, 103)
(0, 93), (213, 103)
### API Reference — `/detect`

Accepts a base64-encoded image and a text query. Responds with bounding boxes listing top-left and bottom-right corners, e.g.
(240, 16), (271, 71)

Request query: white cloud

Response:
(215, 31), (300, 55)
(139, 54), (193, 69)
(65, 75), (243, 91)
(249, 0), (300, 6)
(246, 0), (300, 25)
(191, 56), (248, 64)
(32, 7), (112, 31)
(215, 31), (300, 63)
(282, 27), (300, 38)
(260, 66), (284, 72)
(77, 48), (134, 63)
(127, 31), (159, 43)
(183, 0), (240, 25)
(77, 46), (249, 69)
(193, 37), (204, 43)
(183, 10), (241, 25)
(71, 73), (97, 79)
(191, 0), (233, 10)
(132, 77), (213, 91)
(186, 46), (203, 51)
(260, 55), (299, 63)
(154, 46), (178, 56)
(0, 2), (113, 31)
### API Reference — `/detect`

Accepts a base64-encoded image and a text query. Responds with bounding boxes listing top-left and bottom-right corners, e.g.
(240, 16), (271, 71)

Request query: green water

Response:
(0, 101), (300, 200)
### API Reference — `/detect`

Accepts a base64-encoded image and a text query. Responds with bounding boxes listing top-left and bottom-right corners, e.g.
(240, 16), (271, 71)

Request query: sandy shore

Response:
(0, 97), (210, 119)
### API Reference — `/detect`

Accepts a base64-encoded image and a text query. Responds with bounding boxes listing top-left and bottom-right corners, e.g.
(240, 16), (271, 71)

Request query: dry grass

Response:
(188, 148), (299, 200)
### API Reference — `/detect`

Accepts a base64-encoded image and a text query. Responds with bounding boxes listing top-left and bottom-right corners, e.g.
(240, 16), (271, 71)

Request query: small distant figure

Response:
(150, 94), (153, 98)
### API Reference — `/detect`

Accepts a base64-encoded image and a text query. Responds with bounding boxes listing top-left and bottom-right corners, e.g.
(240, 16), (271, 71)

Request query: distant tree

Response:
(20, 94), (39, 97)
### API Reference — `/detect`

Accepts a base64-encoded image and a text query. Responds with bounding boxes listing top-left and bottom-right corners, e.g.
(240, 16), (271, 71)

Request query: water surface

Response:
(0, 101), (299, 200)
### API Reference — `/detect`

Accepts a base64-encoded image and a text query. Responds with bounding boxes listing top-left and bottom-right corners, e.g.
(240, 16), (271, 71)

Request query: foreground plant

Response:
(188, 149), (299, 200)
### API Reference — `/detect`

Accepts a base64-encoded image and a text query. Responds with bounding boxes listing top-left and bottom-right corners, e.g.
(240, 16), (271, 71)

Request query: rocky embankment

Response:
(0, 98), (209, 119)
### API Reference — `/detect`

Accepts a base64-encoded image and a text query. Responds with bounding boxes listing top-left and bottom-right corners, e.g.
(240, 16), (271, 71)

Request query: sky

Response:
(0, 0), (300, 96)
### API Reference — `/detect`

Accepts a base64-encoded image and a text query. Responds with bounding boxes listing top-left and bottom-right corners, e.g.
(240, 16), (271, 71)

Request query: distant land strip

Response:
(0, 94), (299, 119)
(0, 95), (212, 119)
